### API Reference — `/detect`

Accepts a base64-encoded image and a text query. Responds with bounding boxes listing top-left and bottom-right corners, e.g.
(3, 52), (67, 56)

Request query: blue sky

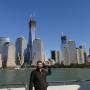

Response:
(0, 0), (90, 58)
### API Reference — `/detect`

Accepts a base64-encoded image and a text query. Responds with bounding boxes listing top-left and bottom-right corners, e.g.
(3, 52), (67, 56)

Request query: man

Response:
(29, 61), (52, 90)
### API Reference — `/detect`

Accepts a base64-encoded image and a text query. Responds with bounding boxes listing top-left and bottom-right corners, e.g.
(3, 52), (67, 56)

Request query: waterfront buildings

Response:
(6, 43), (16, 67)
(51, 50), (60, 64)
(61, 34), (68, 62)
(63, 46), (70, 65)
(0, 53), (2, 68)
(67, 40), (77, 64)
(16, 37), (27, 65)
(27, 18), (36, 64)
(0, 37), (10, 51)
(76, 46), (85, 64)
(0, 37), (10, 68)
(0, 19), (89, 67)
(1, 43), (16, 68)
(87, 55), (90, 65)
(0, 37), (10, 45)
(61, 34), (77, 65)
(32, 38), (45, 65)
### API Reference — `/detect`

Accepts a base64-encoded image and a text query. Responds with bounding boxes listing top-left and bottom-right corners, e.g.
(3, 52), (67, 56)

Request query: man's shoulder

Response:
(31, 69), (36, 73)
(42, 69), (47, 73)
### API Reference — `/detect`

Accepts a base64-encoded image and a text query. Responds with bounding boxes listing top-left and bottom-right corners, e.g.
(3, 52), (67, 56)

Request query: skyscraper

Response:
(64, 46), (70, 65)
(0, 37), (10, 45)
(61, 34), (77, 65)
(68, 40), (77, 64)
(87, 55), (90, 65)
(16, 37), (27, 65)
(1, 43), (16, 68)
(0, 37), (10, 68)
(0, 53), (2, 68)
(32, 38), (45, 65)
(6, 43), (16, 67)
(0, 37), (10, 52)
(76, 46), (85, 64)
(89, 48), (90, 55)
(61, 34), (68, 61)
(27, 17), (36, 64)
(76, 48), (80, 64)
(51, 50), (60, 64)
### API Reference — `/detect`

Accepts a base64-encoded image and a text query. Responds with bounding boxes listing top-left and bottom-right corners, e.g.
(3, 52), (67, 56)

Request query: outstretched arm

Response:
(29, 71), (34, 90)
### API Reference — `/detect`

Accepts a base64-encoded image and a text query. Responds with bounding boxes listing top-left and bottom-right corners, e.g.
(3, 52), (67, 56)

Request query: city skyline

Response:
(0, 0), (90, 58)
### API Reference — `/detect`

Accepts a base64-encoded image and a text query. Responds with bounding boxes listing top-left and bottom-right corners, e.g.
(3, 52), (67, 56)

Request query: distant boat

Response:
(14, 65), (21, 70)
(14, 67), (20, 70)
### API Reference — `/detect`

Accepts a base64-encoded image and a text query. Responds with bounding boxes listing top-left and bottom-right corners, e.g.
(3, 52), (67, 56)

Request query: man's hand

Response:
(48, 62), (51, 67)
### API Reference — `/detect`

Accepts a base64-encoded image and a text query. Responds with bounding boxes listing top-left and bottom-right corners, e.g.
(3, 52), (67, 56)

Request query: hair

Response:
(37, 61), (43, 64)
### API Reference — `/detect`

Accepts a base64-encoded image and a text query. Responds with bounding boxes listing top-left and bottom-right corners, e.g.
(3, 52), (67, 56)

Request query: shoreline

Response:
(0, 67), (90, 70)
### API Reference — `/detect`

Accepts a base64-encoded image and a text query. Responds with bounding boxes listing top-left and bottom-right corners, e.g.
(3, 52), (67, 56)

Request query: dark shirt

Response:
(29, 67), (51, 90)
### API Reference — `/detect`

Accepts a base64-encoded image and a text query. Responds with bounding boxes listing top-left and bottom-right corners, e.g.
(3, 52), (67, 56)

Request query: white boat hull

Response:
(48, 85), (80, 90)
(0, 85), (81, 90)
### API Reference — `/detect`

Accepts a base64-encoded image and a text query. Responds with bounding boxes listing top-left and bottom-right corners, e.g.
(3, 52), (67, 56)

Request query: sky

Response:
(0, 0), (90, 58)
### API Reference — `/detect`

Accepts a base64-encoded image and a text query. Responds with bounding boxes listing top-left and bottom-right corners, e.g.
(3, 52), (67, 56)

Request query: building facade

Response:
(68, 40), (77, 64)
(16, 37), (27, 65)
(1, 43), (16, 68)
(62, 40), (77, 65)
(61, 35), (68, 62)
(76, 46), (85, 64)
(32, 38), (45, 65)
(0, 53), (2, 68)
(27, 18), (36, 64)
(51, 50), (60, 64)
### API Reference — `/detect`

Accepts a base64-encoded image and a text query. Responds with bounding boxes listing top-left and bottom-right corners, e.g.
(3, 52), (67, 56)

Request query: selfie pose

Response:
(29, 61), (52, 90)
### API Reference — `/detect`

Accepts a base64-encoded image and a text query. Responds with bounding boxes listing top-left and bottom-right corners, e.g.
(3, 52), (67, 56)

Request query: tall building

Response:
(63, 40), (77, 65)
(89, 48), (90, 55)
(0, 37), (10, 52)
(87, 55), (90, 65)
(61, 34), (78, 65)
(0, 37), (10, 68)
(0, 37), (10, 45)
(32, 38), (45, 65)
(51, 50), (60, 64)
(76, 46), (85, 64)
(68, 40), (77, 64)
(76, 48), (80, 64)
(64, 46), (70, 65)
(16, 37), (27, 65)
(7, 43), (16, 67)
(1, 43), (16, 68)
(84, 51), (87, 64)
(57, 51), (61, 64)
(27, 17), (36, 64)
(61, 34), (68, 62)
(0, 53), (2, 68)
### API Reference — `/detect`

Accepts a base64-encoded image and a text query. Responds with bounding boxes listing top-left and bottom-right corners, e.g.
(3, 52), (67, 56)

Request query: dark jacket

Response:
(29, 67), (51, 90)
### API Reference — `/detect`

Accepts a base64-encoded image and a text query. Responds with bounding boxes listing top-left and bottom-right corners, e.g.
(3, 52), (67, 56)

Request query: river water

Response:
(0, 68), (90, 85)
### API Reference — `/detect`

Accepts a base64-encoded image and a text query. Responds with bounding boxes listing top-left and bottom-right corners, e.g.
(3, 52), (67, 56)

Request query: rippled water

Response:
(0, 68), (90, 85)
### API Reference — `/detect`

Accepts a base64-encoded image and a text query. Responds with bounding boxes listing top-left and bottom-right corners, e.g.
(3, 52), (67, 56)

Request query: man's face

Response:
(37, 62), (43, 69)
